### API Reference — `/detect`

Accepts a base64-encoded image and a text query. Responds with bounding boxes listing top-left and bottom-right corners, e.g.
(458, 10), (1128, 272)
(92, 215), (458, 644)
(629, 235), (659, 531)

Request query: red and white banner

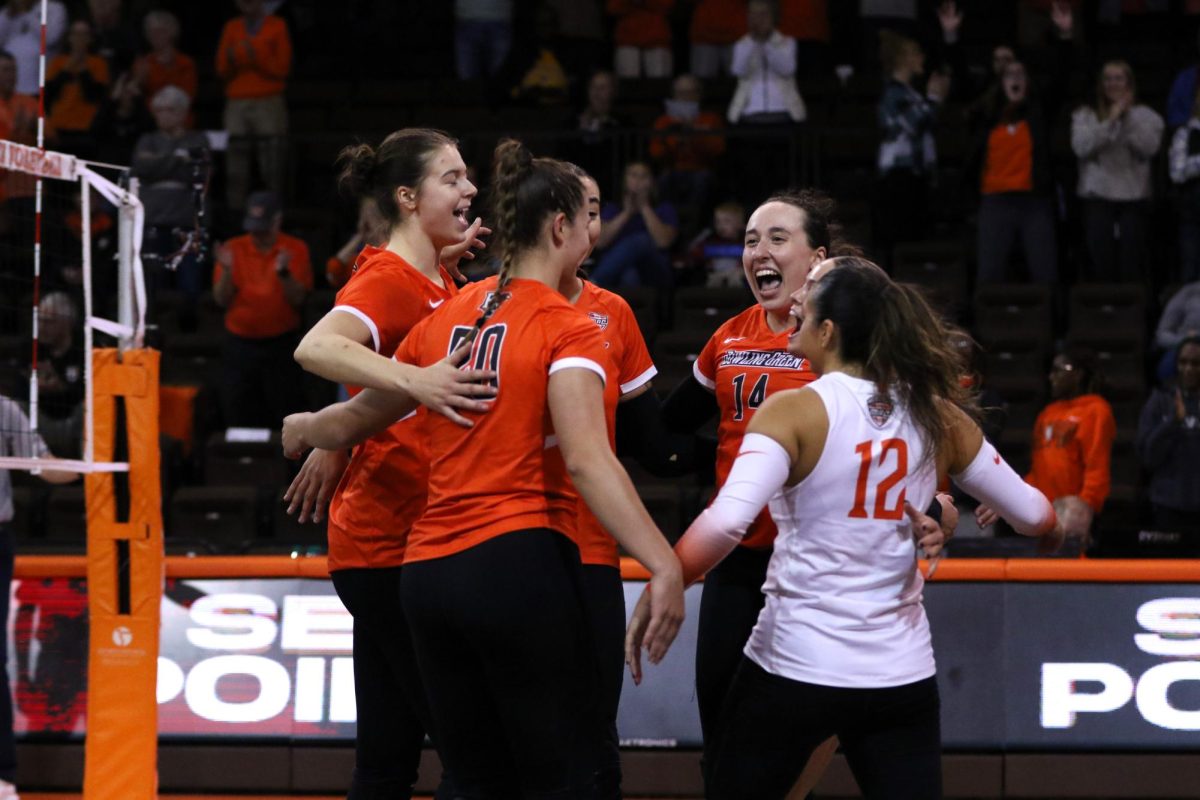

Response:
(0, 140), (76, 180)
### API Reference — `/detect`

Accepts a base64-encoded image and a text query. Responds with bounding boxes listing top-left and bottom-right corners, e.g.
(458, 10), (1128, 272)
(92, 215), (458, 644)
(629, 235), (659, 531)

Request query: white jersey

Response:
(745, 372), (938, 688)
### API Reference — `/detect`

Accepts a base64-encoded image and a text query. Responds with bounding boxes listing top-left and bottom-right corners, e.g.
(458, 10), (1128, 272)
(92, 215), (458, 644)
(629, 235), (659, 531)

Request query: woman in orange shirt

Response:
(132, 11), (197, 113)
(283, 139), (684, 798)
(285, 128), (491, 800)
(45, 19), (109, 156)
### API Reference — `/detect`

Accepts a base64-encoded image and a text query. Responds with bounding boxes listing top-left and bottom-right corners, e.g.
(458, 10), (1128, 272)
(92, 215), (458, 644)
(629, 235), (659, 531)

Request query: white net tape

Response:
(0, 140), (143, 474)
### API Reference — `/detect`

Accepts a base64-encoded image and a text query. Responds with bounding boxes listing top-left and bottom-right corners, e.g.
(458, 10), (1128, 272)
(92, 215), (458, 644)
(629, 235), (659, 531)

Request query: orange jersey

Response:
(325, 247), (458, 572)
(396, 277), (609, 563)
(1027, 393), (1116, 514)
(214, 232), (312, 339)
(570, 281), (657, 567)
(695, 305), (817, 549)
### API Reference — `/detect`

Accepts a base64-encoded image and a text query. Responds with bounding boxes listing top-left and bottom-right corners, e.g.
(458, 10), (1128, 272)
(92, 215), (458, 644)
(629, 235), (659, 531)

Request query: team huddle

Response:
(278, 129), (1064, 800)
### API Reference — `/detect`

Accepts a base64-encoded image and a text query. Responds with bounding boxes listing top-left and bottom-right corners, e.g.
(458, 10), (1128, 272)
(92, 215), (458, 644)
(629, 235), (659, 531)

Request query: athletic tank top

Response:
(745, 372), (938, 688)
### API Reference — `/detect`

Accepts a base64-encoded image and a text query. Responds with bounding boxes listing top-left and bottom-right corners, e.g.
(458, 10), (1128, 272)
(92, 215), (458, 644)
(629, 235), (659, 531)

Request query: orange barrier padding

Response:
(1004, 559), (1200, 582)
(15, 554), (1200, 584)
(158, 384), (200, 454)
(921, 559), (1009, 581)
(83, 349), (162, 800)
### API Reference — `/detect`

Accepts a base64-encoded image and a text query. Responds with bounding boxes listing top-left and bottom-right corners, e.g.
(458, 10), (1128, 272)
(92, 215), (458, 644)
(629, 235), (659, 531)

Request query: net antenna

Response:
(0, 140), (146, 476)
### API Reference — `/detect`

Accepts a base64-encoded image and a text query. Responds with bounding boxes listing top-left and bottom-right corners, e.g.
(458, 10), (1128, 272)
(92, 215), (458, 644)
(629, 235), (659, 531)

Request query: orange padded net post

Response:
(82, 348), (162, 800)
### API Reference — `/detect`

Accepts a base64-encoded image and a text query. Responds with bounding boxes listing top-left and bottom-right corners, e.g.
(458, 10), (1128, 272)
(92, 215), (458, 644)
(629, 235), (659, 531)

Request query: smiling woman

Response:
(658, 187), (859, 792)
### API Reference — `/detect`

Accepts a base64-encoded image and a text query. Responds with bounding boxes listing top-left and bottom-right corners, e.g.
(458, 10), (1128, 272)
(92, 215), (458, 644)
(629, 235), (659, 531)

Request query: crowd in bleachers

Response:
(7, 0), (1200, 556)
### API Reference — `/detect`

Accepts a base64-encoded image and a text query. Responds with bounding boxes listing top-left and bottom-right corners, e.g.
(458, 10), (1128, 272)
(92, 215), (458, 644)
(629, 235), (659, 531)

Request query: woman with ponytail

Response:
(283, 139), (685, 798)
(280, 128), (491, 800)
(629, 257), (1064, 799)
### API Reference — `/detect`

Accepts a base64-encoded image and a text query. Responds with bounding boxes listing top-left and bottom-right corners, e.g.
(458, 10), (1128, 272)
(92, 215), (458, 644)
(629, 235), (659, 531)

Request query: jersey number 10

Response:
(849, 438), (909, 521)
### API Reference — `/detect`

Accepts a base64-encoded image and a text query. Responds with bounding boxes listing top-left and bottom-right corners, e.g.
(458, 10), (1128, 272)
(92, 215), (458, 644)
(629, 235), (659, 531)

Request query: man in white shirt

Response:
(727, 0), (806, 125)
(0, 0), (67, 96)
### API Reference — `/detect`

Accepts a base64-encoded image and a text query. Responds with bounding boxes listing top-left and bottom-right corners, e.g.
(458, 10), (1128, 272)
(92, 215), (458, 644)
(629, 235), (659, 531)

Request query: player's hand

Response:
(975, 503), (999, 528)
(936, 493), (959, 542)
(403, 341), (497, 427)
(439, 217), (491, 283)
(284, 447), (350, 523)
(906, 501), (946, 578)
(625, 563), (685, 685)
(281, 413), (315, 459)
(625, 585), (653, 685)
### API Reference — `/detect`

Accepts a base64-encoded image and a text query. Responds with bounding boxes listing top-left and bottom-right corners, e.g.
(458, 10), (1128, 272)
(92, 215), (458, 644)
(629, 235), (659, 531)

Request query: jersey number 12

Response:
(849, 438), (908, 520)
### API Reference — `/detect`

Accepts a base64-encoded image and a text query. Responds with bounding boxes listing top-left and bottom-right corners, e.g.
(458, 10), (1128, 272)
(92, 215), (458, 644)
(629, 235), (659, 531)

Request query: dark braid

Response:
(461, 139), (586, 345)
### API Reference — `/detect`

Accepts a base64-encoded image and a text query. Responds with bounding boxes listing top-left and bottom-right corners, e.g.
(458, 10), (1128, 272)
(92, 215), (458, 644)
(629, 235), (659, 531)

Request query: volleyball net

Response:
(0, 139), (146, 475)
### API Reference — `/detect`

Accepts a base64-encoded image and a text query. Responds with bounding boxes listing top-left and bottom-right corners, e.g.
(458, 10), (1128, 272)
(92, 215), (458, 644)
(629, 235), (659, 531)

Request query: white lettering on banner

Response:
(1134, 598), (1200, 657)
(330, 656), (356, 722)
(185, 655), (291, 723)
(0, 140), (78, 180)
(1136, 663), (1200, 731)
(1041, 663), (1133, 728)
(1042, 598), (1200, 732)
(157, 657), (185, 704)
(187, 593), (279, 651)
(280, 595), (352, 653)
(294, 657), (326, 722)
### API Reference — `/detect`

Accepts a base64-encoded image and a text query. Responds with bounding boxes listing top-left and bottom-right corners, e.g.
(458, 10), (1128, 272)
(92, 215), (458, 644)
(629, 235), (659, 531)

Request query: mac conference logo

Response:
(112, 626), (133, 647)
(1041, 598), (1200, 731)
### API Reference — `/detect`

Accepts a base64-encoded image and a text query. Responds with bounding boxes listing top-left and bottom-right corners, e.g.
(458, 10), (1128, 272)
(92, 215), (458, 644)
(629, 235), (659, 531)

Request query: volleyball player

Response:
(283, 128), (492, 800)
(560, 166), (703, 799)
(630, 257), (1063, 799)
(282, 139), (684, 798)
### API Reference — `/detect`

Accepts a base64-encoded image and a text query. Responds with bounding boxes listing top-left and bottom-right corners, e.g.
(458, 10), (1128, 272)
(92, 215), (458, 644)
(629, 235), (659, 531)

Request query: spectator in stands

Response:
(564, 70), (629, 197)
(608, 0), (673, 79)
(1169, 87), (1200, 285)
(684, 200), (746, 288)
(212, 191), (312, 429)
(454, 0), (512, 81)
(94, 57), (151, 165)
(649, 73), (725, 217)
(87, 0), (135, 76)
(590, 160), (678, 291)
(689, 0), (745, 78)
(966, 58), (1058, 285)
(0, 51), (36, 207)
(1070, 61), (1163, 283)
(1138, 336), (1200, 537)
(216, 0), (292, 214)
(132, 86), (209, 306)
(1018, 347), (1116, 542)
(0, 0), (66, 96)
(45, 19), (110, 158)
(1154, 280), (1200, 380)
(1167, 28), (1200, 130)
(728, 0), (805, 125)
(130, 11), (197, 118)
(505, 3), (569, 107)
(0, 395), (77, 800)
(728, 0), (805, 207)
(35, 292), (84, 457)
(874, 29), (949, 270)
(325, 197), (387, 290)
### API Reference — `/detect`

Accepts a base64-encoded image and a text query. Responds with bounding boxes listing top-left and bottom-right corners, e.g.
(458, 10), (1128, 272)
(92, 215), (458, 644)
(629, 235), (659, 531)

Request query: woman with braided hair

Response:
(283, 138), (684, 798)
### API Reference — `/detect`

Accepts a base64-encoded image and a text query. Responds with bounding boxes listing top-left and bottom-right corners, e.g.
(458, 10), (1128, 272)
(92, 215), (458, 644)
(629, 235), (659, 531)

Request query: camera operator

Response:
(130, 84), (210, 322)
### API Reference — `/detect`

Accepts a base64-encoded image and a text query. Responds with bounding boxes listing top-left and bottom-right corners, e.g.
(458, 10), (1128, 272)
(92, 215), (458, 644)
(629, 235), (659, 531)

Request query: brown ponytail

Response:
(462, 138), (586, 343)
(335, 128), (457, 230)
(811, 258), (977, 464)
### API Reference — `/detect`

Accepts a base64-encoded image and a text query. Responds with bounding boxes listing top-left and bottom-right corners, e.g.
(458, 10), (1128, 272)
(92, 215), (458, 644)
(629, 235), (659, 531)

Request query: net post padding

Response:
(82, 348), (161, 800)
